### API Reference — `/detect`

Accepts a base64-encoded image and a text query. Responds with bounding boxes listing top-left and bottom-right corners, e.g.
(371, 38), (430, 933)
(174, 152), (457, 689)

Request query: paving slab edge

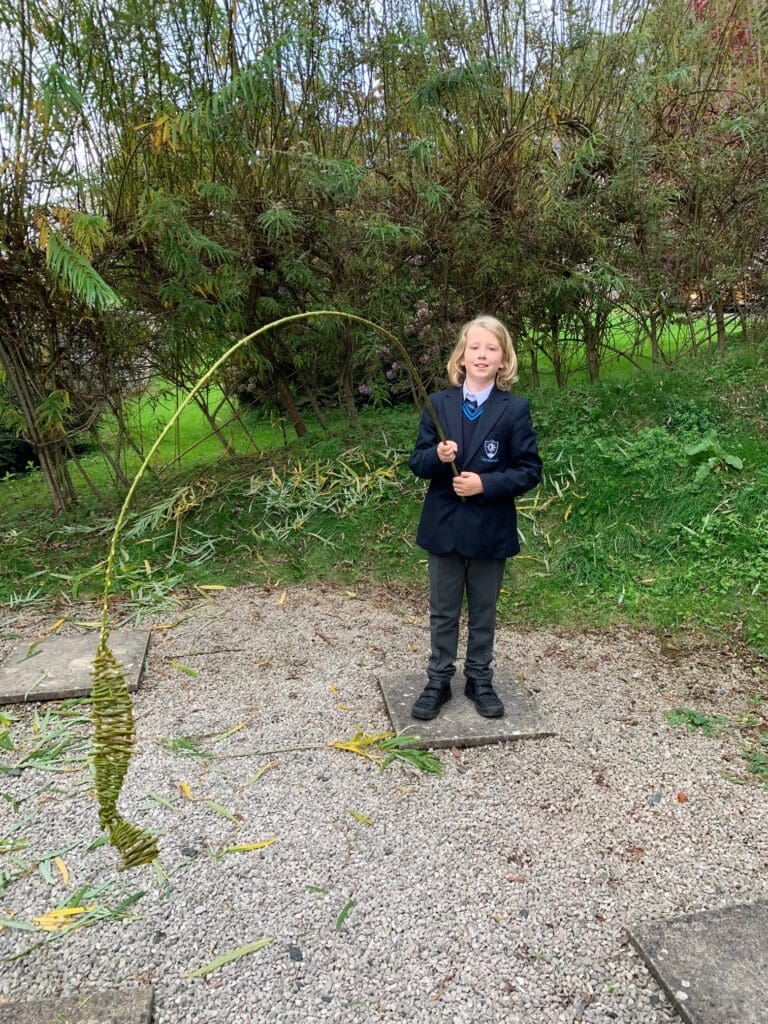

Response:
(626, 929), (696, 1024)
(0, 631), (151, 706)
(626, 900), (768, 1024)
(393, 726), (557, 750)
(0, 984), (154, 1024)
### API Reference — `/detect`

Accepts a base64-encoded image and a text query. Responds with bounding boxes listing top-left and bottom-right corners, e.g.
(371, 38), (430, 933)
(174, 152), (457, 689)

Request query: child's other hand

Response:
(437, 440), (458, 463)
(453, 472), (484, 497)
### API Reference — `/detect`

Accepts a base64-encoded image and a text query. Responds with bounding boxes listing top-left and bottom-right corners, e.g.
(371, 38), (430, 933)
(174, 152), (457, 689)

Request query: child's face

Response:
(461, 325), (505, 387)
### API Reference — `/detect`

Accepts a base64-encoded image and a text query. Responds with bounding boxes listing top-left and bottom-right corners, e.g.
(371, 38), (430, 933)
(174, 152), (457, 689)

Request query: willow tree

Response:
(0, 0), (147, 511)
(640, 0), (768, 350)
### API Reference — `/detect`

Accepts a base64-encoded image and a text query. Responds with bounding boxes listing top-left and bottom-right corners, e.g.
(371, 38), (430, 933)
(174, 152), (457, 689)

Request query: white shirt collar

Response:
(462, 382), (494, 406)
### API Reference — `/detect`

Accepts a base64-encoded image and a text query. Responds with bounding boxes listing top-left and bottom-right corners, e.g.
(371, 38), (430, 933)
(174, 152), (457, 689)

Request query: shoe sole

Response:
(411, 708), (439, 721)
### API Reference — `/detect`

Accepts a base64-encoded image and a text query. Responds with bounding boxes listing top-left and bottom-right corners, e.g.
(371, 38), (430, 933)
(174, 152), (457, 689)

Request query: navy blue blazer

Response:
(409, 387), (542, 559)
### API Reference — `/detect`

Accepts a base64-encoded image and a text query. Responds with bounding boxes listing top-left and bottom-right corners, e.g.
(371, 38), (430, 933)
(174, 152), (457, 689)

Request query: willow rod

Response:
(93, 310), (453, 867)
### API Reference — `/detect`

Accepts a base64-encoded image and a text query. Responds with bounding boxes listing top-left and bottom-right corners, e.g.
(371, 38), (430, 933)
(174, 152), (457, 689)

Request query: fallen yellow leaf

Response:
(54, 857), (69, 886)
(33, 906), (95, 931)
(223, 838), (278, 853)
(277, 590), (287, 606)
(178, 780), (194, 800)
(348, 809), (373, 826)
(329, 730), (393, 761)
(196, 585), (227, 591)
(336, 704), (354, 711)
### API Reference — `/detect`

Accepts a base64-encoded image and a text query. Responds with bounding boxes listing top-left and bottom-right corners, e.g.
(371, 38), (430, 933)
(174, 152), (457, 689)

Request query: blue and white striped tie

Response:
(463, 394), (482, 420)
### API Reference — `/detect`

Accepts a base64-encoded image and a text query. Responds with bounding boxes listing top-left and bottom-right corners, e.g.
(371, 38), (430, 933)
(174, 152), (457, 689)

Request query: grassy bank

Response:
(1, 339), (766, 653)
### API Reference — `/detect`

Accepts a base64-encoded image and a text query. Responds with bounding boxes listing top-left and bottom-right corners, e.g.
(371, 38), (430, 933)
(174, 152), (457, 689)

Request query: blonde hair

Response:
(446, 316), (519, 390)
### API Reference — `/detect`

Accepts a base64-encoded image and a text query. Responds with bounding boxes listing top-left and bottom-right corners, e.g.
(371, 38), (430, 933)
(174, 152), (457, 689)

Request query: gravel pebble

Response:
(1, 583), (766, 1024)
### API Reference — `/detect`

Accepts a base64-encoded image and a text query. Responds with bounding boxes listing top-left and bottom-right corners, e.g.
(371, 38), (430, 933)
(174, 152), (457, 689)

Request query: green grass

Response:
(1, 338), (767, 654)
(516, 311), (744, 386)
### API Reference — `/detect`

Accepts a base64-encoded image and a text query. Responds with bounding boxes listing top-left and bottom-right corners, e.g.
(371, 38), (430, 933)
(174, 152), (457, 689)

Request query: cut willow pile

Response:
(92, 310), (452, 869)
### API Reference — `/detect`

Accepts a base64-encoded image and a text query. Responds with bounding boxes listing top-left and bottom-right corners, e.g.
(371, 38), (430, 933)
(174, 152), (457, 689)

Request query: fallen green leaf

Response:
(183, 937), (274, 978)
(169, 660), (199, 678)
(203, 800), (240, 823)
(347, 809), (373, 826)
(335, 898), (356, 932)
(223, 838), (277, 853)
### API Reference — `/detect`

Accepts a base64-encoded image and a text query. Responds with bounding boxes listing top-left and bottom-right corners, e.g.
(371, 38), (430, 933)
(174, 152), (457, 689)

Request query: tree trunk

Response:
(63, 434), (104, 502)
(584, 319), (600, 383)
(734, 288), (749, 342)
(222, 395), (263, 450)
(0, 334), (72, 513)
(295, 367), (328, 430)
(103, 397), (161, 484)
(549, 317), (565, 389)
(89, 423), (131, 489)
(253, 336), (307, 437)
(649, 310), (660, 366)
(338, 334), (357, 422)
(528, 339), (540, 388)
(713, 297), (727, 353)
(275, 371), (307, 437)
(684, 301), (699, 354)
(192, 394), (233, 453)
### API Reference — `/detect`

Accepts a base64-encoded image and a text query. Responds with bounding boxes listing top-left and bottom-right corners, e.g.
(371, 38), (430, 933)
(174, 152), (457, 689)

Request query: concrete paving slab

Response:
(0, 631), (150, 705)
(379, 674), (554, 749)
(628, 901), (768, 1024)
(0, 986), (153, 1023)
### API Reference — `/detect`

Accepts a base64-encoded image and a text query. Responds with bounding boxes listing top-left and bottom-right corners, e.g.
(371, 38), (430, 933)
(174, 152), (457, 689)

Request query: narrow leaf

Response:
(183, 937), (274, 978)
(0, 915), (37, 933)
(54, 857), (69, 886)
(33, 906), (95, 931)
(335, 899), (356, 932)
(347, 810), (373, 826)
(169, 660), (199, 678)
(223, 838), (277, 853)
(146, 791), (175, 808)
(203, 800), (240, 823)
(243, 762), (278, 786)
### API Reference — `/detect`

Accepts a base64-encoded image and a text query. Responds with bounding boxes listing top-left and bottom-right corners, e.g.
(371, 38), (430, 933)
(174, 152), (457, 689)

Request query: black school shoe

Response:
(411, 681), (452, 721)
(464, 678), (504, 718)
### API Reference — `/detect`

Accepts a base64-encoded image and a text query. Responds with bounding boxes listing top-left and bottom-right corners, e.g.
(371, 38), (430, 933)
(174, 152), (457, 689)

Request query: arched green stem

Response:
(93, 310), (450, 868)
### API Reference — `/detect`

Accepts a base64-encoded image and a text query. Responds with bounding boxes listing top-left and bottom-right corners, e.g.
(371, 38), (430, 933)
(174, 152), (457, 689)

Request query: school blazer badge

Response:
(482, 439), (499, 461)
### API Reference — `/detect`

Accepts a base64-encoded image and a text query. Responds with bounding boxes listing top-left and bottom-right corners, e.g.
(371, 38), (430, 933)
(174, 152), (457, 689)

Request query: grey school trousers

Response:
(427, 552), (506, 687)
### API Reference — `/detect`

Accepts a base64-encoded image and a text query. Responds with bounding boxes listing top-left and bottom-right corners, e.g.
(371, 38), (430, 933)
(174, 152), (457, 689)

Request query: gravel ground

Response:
(1, 584), (767, 1023)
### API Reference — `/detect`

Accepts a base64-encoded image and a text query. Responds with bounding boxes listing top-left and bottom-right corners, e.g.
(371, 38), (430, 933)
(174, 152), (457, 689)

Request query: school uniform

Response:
(409, 385), (542, 688)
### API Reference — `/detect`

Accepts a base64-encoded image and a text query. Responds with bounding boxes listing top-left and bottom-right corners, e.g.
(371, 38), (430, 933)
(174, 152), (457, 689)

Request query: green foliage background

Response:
(2, 0), (768, 512)
(2, 335), (766, 653)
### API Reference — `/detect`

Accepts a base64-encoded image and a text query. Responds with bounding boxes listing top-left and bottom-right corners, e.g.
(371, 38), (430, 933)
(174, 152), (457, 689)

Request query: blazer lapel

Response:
(444, 388), (463, 452)
(463, 389), (508, 467)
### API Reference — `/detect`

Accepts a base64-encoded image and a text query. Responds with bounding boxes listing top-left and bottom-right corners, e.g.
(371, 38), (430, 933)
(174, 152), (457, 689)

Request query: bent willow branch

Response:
(92, 310), (448, 868)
